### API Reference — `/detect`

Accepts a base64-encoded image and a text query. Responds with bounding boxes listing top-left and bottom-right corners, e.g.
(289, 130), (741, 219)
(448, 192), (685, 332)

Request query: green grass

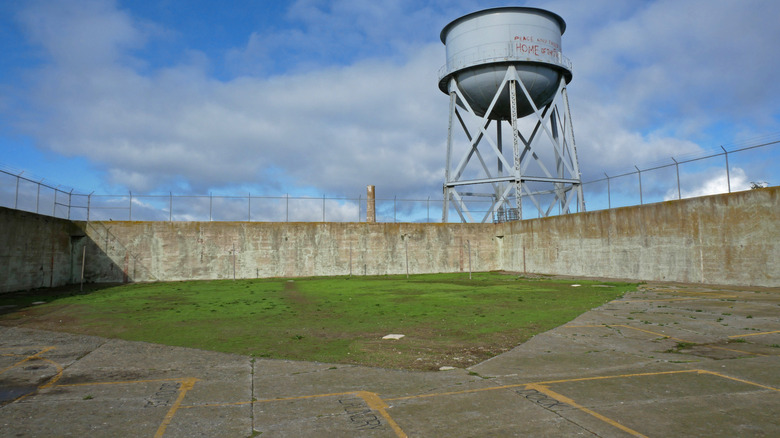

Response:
(0, 272), (636, 370)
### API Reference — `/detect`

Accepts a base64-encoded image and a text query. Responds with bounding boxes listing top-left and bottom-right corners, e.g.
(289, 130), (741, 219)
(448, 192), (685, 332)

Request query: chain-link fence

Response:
(1, 140), (776, 223)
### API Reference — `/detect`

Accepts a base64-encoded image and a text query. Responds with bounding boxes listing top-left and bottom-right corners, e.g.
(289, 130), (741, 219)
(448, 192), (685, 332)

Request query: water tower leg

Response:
(441, 67), (583, 223)
(551, 108), (566, 213)
(562, 87), (586, 213)
(443, 90), (458, 223)
(509, 76), (522, 220)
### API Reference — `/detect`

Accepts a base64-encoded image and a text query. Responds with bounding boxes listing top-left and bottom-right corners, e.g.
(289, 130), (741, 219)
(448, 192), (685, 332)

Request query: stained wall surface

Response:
(0, 207), (83, 293)
(2, 187), (777, 293)
(74, 221), (499, 283)
(498, 187), (779, 287)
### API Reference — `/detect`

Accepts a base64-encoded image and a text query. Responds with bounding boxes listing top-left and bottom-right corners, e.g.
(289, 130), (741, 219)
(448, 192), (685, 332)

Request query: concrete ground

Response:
(1, 282), (778, 437)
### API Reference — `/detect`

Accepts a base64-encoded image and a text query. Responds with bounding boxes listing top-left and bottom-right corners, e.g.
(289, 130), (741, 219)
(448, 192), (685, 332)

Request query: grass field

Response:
(0, 272), (637, 370)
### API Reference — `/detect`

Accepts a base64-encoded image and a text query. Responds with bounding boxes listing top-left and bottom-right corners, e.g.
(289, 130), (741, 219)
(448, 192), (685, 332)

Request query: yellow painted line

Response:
(180, 390), (408, 437)
(388, 370), (705, 402)
(565, 324), (688, 342)
(57, 377), (194, 388)
(0, 347), (63, 404)
(611, 325), (689, 343)
(180, 390), (361, 409)
(670, 291), (735, 297)
(569, 324), (766, 357)
(619, 289), (738, 302)
(697, 370), (780, 392)
(182, 390), (368, 409)
(0, 346), (55, 375)
(154, 377), (198, 438)
(177, 369), (775, 437)
(0, 345), (53, 352)
(620, 298), (704, 303)
(181, 400), (253, 409)
(36, 357), (64, 389)
(531, 369), (699, 386)
(255, 390), (363, 403)
(357, 391), (408, 438)
(708, 346), (765, 357)
(387, 383), (529, 401)
(387, 371), (699, 402)
(729, 330), (780, 338)
(526, 384), (648, 438)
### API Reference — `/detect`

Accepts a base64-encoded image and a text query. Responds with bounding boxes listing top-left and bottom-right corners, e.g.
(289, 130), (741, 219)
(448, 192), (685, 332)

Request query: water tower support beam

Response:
(562, 87), (585, 212)
(450, 189), (473, 222)
(508, 72), (522, 220)
(451, 117), (501, 189)
(443, 90), (455, 223)
(509, 73), (581, 215)
(442, 66), (584, 222)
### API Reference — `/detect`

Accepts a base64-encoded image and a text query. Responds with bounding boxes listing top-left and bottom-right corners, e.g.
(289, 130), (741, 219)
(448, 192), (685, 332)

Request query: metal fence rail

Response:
(1, 140), (776, 223)
(583, 141), (777, 209)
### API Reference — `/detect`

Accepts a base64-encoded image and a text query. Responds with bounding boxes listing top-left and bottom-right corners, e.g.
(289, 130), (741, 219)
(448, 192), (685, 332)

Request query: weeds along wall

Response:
(498, 186), (779, 287)
(1, 186), (777, 293)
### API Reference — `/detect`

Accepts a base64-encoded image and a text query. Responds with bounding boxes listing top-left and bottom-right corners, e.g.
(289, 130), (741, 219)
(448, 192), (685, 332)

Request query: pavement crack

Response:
(250, 357), (256, 436)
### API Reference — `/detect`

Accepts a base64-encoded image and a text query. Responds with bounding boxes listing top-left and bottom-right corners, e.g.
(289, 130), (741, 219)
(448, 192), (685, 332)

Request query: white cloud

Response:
(664, 167), (750, 201)
(17, 0), (447, 196)
(7, 0), (779, 206)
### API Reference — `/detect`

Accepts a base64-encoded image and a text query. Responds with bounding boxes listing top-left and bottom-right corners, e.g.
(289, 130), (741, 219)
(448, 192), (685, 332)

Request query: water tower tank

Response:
(439, 7), (572, 120)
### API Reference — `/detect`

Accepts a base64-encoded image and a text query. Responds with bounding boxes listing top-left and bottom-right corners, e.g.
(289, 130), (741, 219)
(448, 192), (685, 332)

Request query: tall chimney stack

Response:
(367, 185), (376, 223)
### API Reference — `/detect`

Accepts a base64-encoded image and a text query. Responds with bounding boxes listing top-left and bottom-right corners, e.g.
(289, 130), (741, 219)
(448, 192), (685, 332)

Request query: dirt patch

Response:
(351, 326), (522, 371)
(283, 281), (312, 306)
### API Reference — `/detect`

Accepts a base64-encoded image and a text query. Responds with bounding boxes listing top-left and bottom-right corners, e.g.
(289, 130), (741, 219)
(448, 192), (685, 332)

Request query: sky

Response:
(1, 0), (778, 221)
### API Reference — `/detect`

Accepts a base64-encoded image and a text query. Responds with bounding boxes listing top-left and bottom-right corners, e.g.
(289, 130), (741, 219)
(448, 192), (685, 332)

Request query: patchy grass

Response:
(0, 272), (636, 370)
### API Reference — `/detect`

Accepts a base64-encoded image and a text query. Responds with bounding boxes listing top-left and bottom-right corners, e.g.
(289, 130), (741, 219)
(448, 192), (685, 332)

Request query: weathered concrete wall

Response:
(3, 187), (777, 292)
(498, 187), (779, 287)
(0, 207), (84, 293)
(74, 221), (499, 282)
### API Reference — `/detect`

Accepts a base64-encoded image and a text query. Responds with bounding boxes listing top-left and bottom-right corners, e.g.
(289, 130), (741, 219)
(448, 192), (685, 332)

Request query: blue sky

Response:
(1, 0), (778, 220)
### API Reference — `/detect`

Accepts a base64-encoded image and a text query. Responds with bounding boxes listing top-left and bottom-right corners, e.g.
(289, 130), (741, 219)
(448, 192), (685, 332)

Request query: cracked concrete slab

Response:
(1, 282), (778, 437)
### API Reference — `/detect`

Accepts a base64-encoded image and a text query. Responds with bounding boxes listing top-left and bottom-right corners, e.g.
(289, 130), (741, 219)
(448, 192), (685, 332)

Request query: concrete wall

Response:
(0, 207), (85, 293)
(2, 187), (777, 292)
(75, 221), (500, 282)
(498, 187), (779, 287)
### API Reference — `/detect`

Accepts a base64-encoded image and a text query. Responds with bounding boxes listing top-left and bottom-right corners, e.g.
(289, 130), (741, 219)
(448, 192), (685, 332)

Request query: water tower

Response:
(439, 7), (584, 222)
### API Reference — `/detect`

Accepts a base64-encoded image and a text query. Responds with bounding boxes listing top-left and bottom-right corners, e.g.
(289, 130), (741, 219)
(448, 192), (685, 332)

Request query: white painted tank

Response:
(439, 7), (572, 120)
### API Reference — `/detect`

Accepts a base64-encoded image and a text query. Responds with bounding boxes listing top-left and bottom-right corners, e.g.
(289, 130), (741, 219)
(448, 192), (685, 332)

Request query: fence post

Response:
(467, 240), (472, 280)
(68, 189), (73, 219)
(404, 235), (409, 279)
(36, 179), (42, 213)
(671, 157), (681, 199)
(80, 246), (86, 292)
(53, 186), (59, 216)
(87, 192), (92, 221)
(604, 172), (611, 209)
(720, 146), (731, 193)
(635, 166), (643, 205)
(14, 173), (21, 209)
